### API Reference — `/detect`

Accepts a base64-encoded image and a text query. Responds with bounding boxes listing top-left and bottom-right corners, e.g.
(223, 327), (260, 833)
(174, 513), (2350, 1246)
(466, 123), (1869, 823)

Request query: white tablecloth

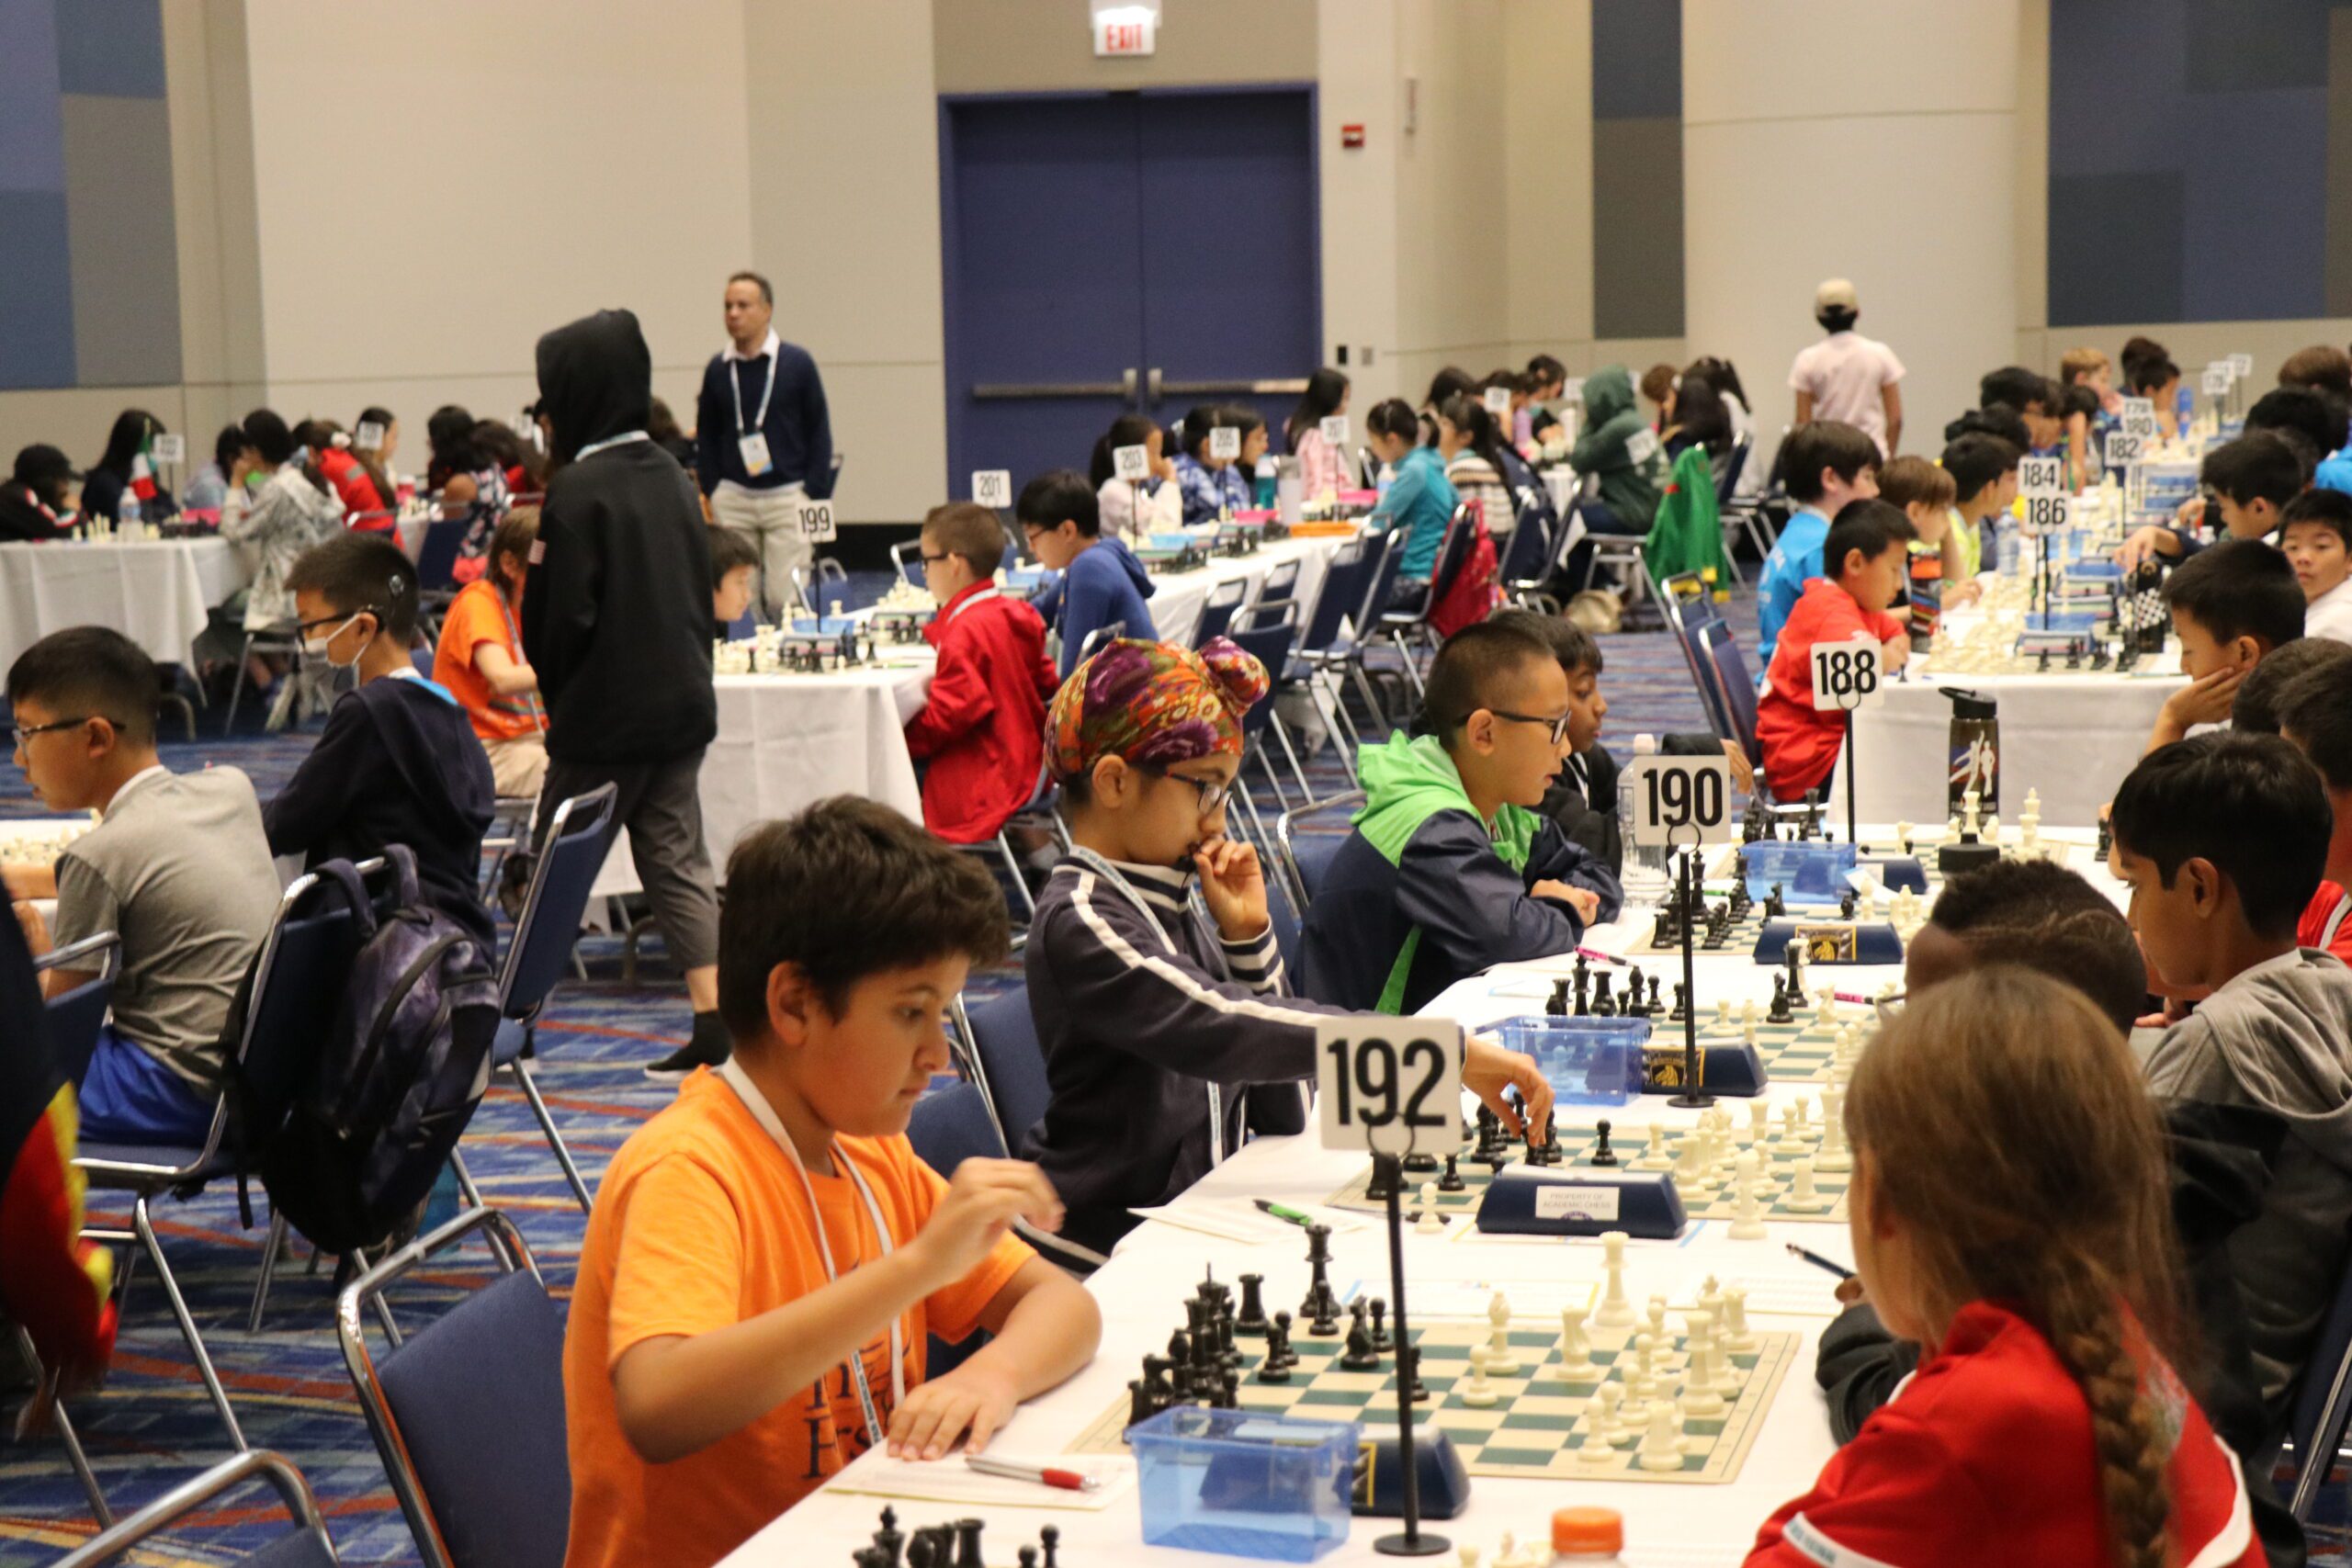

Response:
(591, 660), (935, 898)
(1142, 533), (1347, 648)
(0, 538), (248, 669)
(1845, 661), (2186, 829)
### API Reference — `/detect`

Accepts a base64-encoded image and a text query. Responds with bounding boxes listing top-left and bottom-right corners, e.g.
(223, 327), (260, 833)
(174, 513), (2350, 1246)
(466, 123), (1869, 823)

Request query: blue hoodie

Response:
(1035, 536), (1159, 678)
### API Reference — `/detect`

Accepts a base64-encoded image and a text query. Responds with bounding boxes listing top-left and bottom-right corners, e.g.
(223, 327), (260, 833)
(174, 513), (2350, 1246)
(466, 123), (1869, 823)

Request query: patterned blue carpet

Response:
(3, 581), (2346, 1564)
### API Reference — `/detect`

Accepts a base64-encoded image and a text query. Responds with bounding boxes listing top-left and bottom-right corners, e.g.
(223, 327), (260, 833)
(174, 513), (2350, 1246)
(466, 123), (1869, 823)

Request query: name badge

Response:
(738, 433), (775, 478)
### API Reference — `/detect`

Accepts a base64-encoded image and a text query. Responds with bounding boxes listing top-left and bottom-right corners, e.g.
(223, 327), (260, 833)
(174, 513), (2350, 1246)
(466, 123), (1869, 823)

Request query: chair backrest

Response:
(500, 785), (619, 1021)
(1351, 525), (1406, 632)
(1660, 570), (1724, 629)
(1193, 576), (1250, 648)
(2290, 1233), (2352, 1518)
(409, 648), (435, 679)
(1673, 617), (1737, 746)
(232, 859), (400, 1160)
(1295, 535), (1374, 656)
(1076, 619), (1127, 664)
(1718, 434), (1752, 502)
(964, 986), (1051, 1156)
(1224, 613), (1301, 745)
(37, 932), (119, 1087)
(1276, 793), (1364, 911)
(413, 518), (472, 593)
(1256, 557), (1304, 613)
(1426, 503), (1480, 603)
(890, 538), (926, 589)
(908, 1082), (1008, 1178)
(1496, 497), (1554, 586)
(1697, 618), (1759, 757)
(55, 1450), (339, 1568)
(340, 1209), (567, 1568)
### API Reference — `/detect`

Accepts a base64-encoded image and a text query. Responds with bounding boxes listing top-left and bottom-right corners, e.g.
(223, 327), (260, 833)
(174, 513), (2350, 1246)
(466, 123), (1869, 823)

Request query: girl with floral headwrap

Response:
(1018, 637), (1555, 1267)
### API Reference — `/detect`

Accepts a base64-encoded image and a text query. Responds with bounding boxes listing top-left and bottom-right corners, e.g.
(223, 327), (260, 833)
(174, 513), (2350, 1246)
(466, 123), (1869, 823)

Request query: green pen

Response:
(1252, 1200), (1316, 1228)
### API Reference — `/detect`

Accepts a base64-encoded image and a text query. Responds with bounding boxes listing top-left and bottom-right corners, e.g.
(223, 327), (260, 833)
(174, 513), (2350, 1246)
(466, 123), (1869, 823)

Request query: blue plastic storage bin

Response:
(1130, 1406), (1357, 1562)
(1741, 840), (1858, 904)
(1492, 1016), (1645, 1107)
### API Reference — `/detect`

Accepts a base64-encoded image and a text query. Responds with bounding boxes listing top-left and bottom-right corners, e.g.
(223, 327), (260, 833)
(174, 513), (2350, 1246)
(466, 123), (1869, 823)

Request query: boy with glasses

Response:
(1023, 637), (1555, 1264)
(1299, 621), (1624, 1016)
(3, 627), (279, 1142)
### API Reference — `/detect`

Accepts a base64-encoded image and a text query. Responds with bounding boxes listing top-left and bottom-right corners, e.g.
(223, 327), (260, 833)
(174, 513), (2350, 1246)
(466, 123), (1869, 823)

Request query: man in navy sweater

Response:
(693, 270), (833, 622)
(1018, 469), (1158, 680)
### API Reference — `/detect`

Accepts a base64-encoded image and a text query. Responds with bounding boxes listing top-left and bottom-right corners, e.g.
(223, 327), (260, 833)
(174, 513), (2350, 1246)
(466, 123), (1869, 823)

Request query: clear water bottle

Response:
(1996, 513), (2020, 577)
(1616, 734), (1671, 902)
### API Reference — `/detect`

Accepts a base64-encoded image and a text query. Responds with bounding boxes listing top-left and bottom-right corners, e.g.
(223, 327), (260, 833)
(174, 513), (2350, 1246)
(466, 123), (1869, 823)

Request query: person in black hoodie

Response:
(522, 308), (726, 1077)
(0, 445), (77, 541)
(266, 534), (497, 951)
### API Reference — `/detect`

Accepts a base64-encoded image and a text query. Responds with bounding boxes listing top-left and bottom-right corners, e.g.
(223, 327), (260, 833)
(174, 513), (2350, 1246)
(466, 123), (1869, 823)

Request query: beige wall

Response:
(1388, 0), (1512, 406)
(1317, 0), (1405, 408)
(933, 0), (1316, 95)
(1504, 0), (1595, 375)
(240, 0), (753, 472)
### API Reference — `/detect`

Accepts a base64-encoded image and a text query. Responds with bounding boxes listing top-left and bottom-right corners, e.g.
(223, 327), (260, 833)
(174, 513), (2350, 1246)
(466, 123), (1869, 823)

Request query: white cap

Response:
(1634, 733), (1657, 754)
(1815, 277), (1859, 313)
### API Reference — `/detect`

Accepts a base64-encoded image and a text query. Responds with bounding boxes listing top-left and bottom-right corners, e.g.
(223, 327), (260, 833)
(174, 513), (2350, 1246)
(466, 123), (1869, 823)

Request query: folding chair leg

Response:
(511, 1056), (595, 1214)
(1268, 712), (1317, 807)
(245, 1209), (289, 1333)
(221, 637), (254, 735)
(992, 835), (1036, 920)
(1248, 741), (1293, 815)
(1344, 662), (1388, 737)
(10, 1326), (109, 1528)
(1308, 672), (1363, 786)
(1235, 779), (1274, 854)
(135, 1195), (246, 1451)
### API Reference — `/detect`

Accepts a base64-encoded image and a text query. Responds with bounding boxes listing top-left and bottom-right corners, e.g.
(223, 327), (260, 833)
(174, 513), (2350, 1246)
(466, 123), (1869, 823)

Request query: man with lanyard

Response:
(695, 270), (835, 622)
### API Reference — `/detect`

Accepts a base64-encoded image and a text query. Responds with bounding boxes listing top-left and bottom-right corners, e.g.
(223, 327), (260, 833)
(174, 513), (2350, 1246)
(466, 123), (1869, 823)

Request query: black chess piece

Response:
(1365, 1156), (1398, 1203)
(1020, 1548), (1038, 1568)
(1537, 1117), (1564, 1165)
(1669, 980), (1690, 1022)
(1402, 1148), (1440, 1175)
(1236, 1273), (1269, 1336)
(875, 1506), (906, 1568)
(907, 1535), (935, 1568)
(1591, 1118), (1618, 1167)
(1548, 977), (1570, 1017)
(1258, 1312), (1295, 1382)
(1398, 1342), (1430, 1404)
(1768, 974), (1793, 1024)
(1438, 1153), (1464, 1192)
(1340, 1303), (1381, 1371)
(1574, 953), (1591, 1015)
(1783, 937), (1805, 1002)
(955, 1519), (985, 1568)
(1473, 1103), (1500, 1158)
(1624, 965), (1645, 1014)
(1590, 973), (1617, 1018)
(1301, 1224), (1341, 1334)
(1127, 1376), (1155, 1427)
(1370, 1298), (1392, 1351)
(1040, 1526), (1060, 1568)
(1838, 888), (1857, 920)
(1766, 884), (1786, 919)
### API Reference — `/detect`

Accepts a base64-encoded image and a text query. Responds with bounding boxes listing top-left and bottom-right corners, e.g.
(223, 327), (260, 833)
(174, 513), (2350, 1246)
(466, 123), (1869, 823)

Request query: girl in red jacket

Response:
(904, 502), (1060, 846)
(1747, 966), (2264, 1568)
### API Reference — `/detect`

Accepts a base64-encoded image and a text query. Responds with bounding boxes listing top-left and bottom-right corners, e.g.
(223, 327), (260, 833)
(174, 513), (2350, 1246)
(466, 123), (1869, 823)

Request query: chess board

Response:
(1917, 648), (2132, 678)
(1637, 908), (1901, 963)
(1068, 1315), (1798, 1484)
(1323, 1125), (1853, 1226)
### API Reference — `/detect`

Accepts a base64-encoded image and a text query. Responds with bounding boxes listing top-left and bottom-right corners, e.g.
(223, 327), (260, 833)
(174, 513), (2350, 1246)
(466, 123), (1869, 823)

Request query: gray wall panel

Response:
(62, 94), (181, 386)
(1593, 116), (1684, 341)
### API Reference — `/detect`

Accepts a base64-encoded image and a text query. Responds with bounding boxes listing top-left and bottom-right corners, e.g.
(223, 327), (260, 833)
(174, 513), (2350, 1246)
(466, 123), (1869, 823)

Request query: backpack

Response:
(1428, 502), (1501, 638)
(1644, 444), (1733, 595)
(244, 848), (500, 1253)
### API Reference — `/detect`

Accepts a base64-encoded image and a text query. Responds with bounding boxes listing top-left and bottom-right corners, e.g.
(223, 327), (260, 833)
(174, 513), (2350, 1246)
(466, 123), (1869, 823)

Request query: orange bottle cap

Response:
(1553, 1506), (1624, 1554)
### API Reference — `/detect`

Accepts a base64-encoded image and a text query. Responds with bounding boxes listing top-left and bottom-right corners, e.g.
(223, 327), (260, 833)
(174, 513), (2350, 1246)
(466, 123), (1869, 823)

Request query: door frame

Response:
(936, 82), (1323, 493)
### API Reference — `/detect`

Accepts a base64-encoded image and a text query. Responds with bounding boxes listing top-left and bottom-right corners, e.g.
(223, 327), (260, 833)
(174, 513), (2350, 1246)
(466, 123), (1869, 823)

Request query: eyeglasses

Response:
(1488, 709), (1575, 747)
(12, 716), (107, 748)
(1152, 769), (1235, 816)
(295, 609), (374, 637)
(921, 553), (951, 565)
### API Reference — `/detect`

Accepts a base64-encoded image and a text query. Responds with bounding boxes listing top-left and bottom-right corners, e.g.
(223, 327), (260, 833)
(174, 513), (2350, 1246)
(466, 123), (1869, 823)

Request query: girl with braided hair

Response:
(1747, 967), (2264, 1568)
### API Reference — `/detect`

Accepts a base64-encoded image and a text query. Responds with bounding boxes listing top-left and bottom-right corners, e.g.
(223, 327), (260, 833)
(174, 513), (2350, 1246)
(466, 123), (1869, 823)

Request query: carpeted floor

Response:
(2, 581), (2346, 1565)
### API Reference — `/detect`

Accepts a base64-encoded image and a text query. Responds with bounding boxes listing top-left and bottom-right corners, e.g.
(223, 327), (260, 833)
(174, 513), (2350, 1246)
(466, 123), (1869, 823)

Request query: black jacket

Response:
(1814, 1100), (2305, 1568)
(522, 310), (717, 765)
(262, 676), (496, 951)
(1023, 857), (1351, 1261)
(79, 468), (176, 525)
(1539, 735), (1725, 876)
(0, 483), (67, 543)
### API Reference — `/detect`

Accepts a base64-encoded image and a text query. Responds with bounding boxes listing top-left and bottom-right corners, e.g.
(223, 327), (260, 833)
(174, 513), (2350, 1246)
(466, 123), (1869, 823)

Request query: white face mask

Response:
(303, 613), (367, 670)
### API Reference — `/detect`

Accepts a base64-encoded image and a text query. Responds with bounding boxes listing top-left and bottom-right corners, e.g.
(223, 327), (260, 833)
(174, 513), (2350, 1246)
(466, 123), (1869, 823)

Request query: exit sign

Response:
(1093, 5), (1157, 55)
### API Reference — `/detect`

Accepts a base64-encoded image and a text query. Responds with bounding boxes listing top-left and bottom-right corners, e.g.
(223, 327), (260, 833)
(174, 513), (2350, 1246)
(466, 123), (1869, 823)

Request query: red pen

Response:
(964, 1454), (1100, 1492)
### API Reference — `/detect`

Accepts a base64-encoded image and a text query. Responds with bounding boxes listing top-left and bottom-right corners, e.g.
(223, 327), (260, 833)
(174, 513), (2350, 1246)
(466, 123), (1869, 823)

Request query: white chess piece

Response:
(1594, 1382), (1634, 1446)
(1594, 1231), (1635, 1327)
(1774, 1105), (1807, 1154)
(1556, 1306), (1592, 1374)
(1416, 1182), (1443, 1235)
(1741, 1020), (1758, 1047)
(1679, 1313), (1726, 1417)
(1714, 998), (1733, 1027)
(1461, 1344), (1498, 1407)
(1817, 1087), (1852, 1172)
(1786, 1157), (1830, 1212)
(1634, 1122), (1672, 1171)
(1894, 818), (1913, 848)
(1459, 1547), (1483, 1568)
(1646, 1294), (1669, 1341)
(1722, 1286), (1756, 1352)
(1747, 1100), (1770, 1145)
(1638, 1398), (1685, 1472)
(1577, 1404), (1615, 1465)
(1485, 1292), (1521, 1375)
(1729, 1154), (1768, 1240)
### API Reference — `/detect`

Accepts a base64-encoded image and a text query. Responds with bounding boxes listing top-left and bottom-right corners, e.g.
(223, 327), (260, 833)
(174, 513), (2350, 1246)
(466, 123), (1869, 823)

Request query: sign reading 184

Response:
(1315, 1018), (1464, 1155)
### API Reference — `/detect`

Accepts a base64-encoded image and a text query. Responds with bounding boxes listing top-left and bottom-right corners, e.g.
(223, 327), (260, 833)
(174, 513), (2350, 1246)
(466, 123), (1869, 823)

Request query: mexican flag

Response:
(128, 446), (157, 503)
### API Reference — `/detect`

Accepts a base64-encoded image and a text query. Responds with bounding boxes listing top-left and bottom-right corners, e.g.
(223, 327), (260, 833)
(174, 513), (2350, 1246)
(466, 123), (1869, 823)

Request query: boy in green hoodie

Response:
(1569, 364), (1669, 534)
(1298, 621), (1625, 1014)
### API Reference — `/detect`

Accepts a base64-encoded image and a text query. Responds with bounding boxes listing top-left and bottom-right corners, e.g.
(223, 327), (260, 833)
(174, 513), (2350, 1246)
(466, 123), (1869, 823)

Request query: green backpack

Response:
(1644, 444), (1733, 598)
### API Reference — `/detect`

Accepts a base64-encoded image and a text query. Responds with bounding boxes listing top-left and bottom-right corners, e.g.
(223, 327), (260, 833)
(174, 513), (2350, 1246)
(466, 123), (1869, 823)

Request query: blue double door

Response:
(940, 87), (1320, 507)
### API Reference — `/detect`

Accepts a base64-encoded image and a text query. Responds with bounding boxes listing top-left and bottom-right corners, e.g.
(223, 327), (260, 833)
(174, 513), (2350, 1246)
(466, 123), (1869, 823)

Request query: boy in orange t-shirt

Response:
(562, 798), (1102, 1568)
(432, 507), (548, 798)
(1756, 500), (1913, 802)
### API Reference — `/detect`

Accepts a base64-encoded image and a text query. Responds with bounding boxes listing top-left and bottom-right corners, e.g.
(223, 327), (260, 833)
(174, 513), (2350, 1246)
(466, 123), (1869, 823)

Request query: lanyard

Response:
(716, 1058), (905, 1449)
(731, 346), (777, 436)
(494, 591), (547, 730)
(1063, 847), (1228, 1165)
(574, 431), (647, 462)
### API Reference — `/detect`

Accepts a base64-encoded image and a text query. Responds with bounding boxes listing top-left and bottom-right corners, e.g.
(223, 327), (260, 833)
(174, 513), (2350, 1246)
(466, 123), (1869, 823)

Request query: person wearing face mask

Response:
(262, 534), (496, 951)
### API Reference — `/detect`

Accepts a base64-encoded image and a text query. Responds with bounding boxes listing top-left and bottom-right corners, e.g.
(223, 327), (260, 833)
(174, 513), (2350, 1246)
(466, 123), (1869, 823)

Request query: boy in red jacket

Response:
(905, 502), (1060, 844)
(1755, 499), (1913, 802)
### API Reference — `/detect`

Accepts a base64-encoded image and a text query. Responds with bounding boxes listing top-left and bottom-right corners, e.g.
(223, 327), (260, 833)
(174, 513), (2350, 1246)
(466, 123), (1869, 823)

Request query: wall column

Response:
(1682, 0), (2018, 451)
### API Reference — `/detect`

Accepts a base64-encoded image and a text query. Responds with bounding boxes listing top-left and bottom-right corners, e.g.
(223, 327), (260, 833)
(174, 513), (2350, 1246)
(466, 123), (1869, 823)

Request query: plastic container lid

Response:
(1633, 732), (1657, 755)
(1554, 1506), (1624, 1554)
(1941, 689), (1997, 720)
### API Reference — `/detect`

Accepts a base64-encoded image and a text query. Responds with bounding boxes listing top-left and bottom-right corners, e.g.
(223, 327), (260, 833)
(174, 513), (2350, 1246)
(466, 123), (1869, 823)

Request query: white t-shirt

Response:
(2307, 576), (2352, 644)
(1789, 331), (1905, 456)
